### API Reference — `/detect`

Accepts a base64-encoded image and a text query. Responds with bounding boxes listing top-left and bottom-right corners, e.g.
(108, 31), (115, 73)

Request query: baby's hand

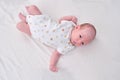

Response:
(71, 16), (77, 24)
(59, 16), (78, 24)
(49, 65), (58, 72)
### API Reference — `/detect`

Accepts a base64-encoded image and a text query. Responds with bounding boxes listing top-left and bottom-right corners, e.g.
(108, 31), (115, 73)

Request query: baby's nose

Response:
(77, 40), (83, 45)
(76, 38), (80, 41)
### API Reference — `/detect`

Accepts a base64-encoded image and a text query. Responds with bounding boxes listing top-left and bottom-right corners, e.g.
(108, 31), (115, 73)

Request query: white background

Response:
(0, 0), (120, 80)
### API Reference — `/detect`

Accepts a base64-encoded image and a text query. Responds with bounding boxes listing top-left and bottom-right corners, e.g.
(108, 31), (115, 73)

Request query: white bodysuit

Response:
(26, 15), (76, 54)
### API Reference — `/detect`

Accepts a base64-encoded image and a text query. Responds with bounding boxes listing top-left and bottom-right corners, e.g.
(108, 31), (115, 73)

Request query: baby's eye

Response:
(81, 42), (84, 45)
(79, 35), (82, 38)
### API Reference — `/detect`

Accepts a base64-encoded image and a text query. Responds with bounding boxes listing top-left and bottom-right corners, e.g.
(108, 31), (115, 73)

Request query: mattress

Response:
(0, 0), (120, 80)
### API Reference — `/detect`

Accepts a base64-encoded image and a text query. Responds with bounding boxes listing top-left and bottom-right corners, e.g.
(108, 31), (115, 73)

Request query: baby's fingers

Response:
(49, 65), (58, 72)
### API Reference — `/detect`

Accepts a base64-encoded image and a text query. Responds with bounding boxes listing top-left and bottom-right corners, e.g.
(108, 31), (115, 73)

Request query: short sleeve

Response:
(57, 45), (75, 54)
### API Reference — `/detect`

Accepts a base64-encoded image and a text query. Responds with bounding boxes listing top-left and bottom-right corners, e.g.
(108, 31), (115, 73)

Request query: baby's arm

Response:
(49, 50), (61, 72)
(59, 16), (78, 24)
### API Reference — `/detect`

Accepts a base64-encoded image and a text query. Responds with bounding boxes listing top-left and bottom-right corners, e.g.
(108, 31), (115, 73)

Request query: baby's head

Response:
(71, 23), (96, 46)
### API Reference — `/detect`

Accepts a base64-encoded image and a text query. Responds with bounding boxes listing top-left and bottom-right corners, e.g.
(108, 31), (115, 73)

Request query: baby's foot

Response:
(19, 13), (26, 22)
(49, 65), (58, 72)
(25, 5), (42, 15)
(17, 22), (31, 36)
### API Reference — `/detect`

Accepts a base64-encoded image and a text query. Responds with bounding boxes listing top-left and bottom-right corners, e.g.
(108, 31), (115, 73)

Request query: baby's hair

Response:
(80, 23), (96, 40)
(80, 23), (96, 35)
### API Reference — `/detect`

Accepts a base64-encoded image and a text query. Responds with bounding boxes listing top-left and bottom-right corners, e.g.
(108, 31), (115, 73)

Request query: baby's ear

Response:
(75, 25), (81, 29)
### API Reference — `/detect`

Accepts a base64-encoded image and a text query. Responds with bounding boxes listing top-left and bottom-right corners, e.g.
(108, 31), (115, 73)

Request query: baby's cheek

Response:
(85, 39), (91, 45)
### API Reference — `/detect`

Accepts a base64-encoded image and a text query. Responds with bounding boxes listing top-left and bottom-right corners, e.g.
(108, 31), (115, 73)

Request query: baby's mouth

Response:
(70, 39), (76, 45)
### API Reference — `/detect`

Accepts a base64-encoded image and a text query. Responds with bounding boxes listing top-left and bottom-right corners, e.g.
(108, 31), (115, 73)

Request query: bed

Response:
(0, 0), (120, 80)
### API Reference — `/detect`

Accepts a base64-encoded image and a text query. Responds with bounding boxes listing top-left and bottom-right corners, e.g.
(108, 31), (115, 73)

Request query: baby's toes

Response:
(19, 13), (26, 21)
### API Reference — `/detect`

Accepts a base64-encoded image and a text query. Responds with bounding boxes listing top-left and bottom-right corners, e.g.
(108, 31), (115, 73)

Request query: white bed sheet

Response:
(0, 0), (120, 80)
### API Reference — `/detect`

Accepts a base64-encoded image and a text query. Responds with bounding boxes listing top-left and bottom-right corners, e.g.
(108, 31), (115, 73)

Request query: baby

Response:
(17, 5), (96, 72)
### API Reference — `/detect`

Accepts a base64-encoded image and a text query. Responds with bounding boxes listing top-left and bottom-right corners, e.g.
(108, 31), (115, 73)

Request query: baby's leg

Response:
(19, 5), (41, 21)
(16, 21), (31, 36)
(26, 5), (42, 15)
(19, 13), (26, 22)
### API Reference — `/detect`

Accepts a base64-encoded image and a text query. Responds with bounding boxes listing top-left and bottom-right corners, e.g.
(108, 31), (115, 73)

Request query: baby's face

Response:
(70, 25), (95, 46)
